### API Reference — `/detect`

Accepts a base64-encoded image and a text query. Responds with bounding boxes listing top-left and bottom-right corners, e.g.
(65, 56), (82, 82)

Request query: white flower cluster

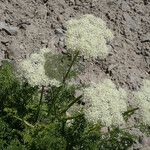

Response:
(133, 79), (150, 125)
(83, 79), (127, 126)
(66, 14), (114, 59)
(18, 48), (60, 87)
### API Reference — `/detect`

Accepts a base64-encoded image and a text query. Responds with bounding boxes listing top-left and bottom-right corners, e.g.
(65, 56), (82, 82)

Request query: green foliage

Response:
(0, 61), (38, 148)
(98, 127), (136, 150)
(45, 84), (77, 120)
(0, 60), (136, 150)
(5, 140), (27, 150)
(63, 115), (101, 150)
(24, 123), (66, 150)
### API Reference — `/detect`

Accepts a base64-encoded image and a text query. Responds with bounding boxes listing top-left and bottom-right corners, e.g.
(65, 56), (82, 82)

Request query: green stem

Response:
(63, 51), (79, 84)
(35, 85), (45, 123)
(48, 51), (79, 117)
(14, 116), (34, 128)
(123, 107), (139, 116)
(123, 107), (139, 121)
(84, 124), (100, 135)
(47, 85), (64, 117)
(60, 95), (82, 114)
(63, 113), (84, 121)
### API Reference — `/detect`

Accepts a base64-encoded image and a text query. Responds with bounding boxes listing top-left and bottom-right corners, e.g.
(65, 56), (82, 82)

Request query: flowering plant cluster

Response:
(66, 14), (114, 59)
(18, 48), (60, 87)
(133, 79), (150, 125)
(83, 79), (127, 126)
(0, 14), (148, 149)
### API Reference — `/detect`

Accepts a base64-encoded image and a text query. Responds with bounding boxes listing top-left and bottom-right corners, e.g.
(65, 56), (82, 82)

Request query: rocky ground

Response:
(0, 0), (150, 149)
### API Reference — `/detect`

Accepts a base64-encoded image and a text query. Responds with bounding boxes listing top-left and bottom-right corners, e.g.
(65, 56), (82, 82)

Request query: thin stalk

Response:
(123, 107), (139, 121)
(14, 116), (34, 128)
(83, 124), (100, 136)
(63, 113), (84, 121)
(123, 107), (139, 116)
(47, 85), (64, 116)
(60, 95), (82, 114)
(48, 51), (79, 117)
(62, 51), (79, 84)
(34, 85), (45, 123)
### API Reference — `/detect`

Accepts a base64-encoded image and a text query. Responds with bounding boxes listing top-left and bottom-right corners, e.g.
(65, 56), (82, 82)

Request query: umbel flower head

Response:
(18, 48), (60, 87)
(66, 14), (114, 59)
(83, 79), (127, 126)
(133, 79), (150, 125)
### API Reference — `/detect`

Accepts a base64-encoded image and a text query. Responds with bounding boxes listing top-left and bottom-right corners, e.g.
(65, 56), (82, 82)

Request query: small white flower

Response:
(18, 48), (60, 87)
(66, 14), (114, 59)
(83, 79), (127, 126)
(133, 79), (150, 125)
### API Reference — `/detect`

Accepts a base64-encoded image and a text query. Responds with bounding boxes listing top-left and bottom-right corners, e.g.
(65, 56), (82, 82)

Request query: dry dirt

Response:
(0, 0), (150, 149)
